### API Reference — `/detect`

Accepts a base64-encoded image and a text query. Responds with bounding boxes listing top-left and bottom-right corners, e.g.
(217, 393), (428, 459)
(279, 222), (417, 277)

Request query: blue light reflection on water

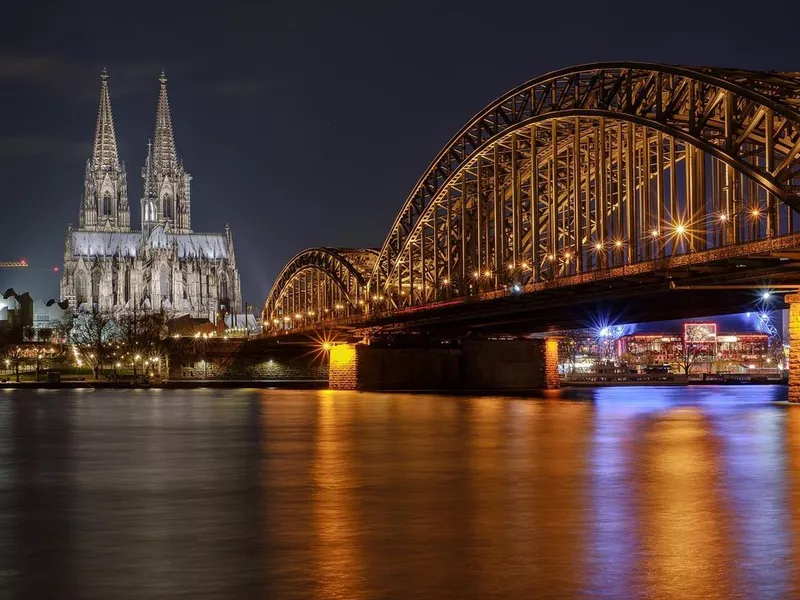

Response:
(587, 385), (790, 598)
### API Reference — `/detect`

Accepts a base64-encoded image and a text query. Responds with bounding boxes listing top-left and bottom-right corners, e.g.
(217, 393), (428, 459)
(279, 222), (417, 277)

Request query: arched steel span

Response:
(265, 62), (800, 333)
(262, 248), (377, 327)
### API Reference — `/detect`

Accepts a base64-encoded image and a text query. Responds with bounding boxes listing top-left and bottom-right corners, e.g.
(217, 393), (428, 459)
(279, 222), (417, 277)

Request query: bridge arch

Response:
(371, 62), (800, 303)
(264, 62), (800, 332)
(262, 248), (377, 331)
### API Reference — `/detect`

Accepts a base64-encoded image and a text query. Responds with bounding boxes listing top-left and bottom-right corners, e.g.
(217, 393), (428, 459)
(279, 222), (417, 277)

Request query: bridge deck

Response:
(267, 233), (800, 339)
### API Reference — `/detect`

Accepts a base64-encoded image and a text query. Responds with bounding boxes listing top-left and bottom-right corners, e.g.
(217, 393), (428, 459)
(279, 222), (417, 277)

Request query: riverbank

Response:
(0, 379), (787, 392)
(0, 379), (328, 390)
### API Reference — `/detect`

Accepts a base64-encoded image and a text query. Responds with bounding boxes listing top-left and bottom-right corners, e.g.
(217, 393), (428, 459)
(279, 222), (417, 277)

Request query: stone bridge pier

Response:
(329, 338), (559, 392)
(788, 294), (800, 403)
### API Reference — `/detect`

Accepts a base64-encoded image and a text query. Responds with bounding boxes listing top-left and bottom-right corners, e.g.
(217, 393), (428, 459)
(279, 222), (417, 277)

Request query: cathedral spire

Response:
(141, 71), (192, 234)
(92, 68), (119, 170)
(80, 69), (130, 231)
(153, 70), (177, 171)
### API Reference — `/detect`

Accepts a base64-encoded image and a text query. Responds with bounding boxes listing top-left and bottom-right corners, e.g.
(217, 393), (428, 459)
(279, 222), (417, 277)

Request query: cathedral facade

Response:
(60, 70), (242, 320)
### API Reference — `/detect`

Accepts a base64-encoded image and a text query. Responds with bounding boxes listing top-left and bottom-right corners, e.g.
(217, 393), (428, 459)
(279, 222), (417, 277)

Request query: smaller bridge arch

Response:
(262, 248), (377, 332)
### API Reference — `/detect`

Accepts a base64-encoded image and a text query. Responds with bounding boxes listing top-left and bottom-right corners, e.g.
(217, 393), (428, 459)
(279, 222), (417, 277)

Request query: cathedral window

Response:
(124, 269), (130, 303)
(75, 272), (88, 304)
(219, 275), (229, 301)
(91, 269), (101, 305)
(112, 268), (119, 305)
(163, 194), (172, 219)
(102, 191), (112, 216)
(160, 265), (171, 301)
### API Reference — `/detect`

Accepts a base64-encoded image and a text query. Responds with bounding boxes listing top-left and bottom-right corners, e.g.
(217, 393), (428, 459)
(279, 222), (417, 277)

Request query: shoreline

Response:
(0, 379), (328, 390)
(0, 379), (787, 392)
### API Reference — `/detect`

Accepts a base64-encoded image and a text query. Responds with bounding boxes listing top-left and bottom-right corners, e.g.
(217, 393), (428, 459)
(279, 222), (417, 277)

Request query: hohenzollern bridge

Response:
(261, 62), (800, 396)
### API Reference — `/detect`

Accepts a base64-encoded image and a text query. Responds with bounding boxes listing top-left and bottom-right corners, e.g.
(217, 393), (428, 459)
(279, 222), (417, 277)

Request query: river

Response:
(0, 386), (797, 599)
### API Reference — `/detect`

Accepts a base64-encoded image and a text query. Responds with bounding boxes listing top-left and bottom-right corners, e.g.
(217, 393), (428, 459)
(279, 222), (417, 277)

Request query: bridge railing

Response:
(263, 231), (800, 337)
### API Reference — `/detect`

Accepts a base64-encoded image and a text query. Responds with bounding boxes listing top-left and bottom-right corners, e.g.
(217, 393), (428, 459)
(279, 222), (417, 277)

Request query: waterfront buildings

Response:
(560, 316), (780, 374)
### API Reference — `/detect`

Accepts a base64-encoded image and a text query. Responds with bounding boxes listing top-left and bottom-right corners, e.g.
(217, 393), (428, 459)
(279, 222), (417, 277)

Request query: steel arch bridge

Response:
(263, 62), (800, 334)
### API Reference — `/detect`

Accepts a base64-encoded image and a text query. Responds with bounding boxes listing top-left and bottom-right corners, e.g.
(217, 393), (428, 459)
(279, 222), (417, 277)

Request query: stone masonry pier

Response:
(329, 339), (559, 392)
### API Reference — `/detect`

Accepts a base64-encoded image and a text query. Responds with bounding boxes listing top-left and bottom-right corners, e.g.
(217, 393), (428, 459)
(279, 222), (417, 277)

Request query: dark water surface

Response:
(0, 386), (798, 599)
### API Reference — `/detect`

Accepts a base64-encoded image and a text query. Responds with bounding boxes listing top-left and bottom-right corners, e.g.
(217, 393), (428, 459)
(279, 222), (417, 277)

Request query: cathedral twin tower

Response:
(60, 70), (242, 319)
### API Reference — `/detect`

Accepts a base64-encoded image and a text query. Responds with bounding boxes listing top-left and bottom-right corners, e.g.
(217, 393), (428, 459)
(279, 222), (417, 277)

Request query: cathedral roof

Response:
(70, 229), (230, 260)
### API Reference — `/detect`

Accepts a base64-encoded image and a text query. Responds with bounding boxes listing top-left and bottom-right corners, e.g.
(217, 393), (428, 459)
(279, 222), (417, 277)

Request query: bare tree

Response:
(768, 335), (786, 369)
(676, 327), (713, 375)
(118, 307), (170, 376)
(559, 329), (588, 375)
(71, 309), (117, 378)
(53, 317), (73, 344)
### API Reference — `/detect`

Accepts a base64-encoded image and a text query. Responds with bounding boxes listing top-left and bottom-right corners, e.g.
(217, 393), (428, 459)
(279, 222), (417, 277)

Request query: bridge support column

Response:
(327, 339), (560, 391)
(543, 338), (560, 389)
(329, 344), (360, 390)
(788, 294), (800, 403)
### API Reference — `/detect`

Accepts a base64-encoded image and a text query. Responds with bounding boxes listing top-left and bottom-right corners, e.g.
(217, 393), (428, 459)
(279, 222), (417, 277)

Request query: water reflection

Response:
(0, 385), (797, 599)
(313, 392), (365, 599)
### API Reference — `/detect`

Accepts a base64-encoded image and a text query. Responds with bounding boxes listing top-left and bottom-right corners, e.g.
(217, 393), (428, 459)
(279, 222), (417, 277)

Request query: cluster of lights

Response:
(268, 208), (777, 330)
(70, 343), (83, 368)
(506, 261), (531, 271)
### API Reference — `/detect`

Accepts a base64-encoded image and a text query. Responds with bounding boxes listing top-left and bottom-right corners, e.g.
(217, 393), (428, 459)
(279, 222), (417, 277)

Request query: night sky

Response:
(2, 0), (799, 307)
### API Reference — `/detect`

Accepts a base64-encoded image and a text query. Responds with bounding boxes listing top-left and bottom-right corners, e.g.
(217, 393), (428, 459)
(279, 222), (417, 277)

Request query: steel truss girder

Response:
(262, 248), (376, 326)
(377, 113), (793, 301)
(373, 62), (800, 288)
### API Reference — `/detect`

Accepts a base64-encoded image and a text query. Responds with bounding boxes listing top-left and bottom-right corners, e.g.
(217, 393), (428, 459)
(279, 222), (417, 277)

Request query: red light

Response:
(20, 259), (27, 266)
(53, 266), (59, 272)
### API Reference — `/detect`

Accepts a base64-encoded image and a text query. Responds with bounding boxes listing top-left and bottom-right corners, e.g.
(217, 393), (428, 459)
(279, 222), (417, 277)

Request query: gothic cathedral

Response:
(60, 70), (243, 320)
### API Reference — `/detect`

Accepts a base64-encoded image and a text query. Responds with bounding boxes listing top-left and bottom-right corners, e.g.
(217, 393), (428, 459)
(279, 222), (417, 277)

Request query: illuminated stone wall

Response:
(167, 342), (327, 381)
(787, 294), (800, 403)
(544, 338), (560, 389)
(329, 344), (359, 390)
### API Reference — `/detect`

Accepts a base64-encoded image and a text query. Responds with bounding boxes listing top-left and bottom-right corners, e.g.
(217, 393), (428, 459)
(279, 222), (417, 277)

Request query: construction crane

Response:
(0, 260), (27, 268)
